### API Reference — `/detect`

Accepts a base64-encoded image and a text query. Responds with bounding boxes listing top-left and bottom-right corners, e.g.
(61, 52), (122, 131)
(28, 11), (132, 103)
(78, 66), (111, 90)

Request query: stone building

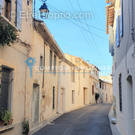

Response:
(0, 0), (33, 134)
(0, 0), (101, 135)
(99, 76), (113, 103)
(106, 0), (135, 135)
(64, 54), (100, 105)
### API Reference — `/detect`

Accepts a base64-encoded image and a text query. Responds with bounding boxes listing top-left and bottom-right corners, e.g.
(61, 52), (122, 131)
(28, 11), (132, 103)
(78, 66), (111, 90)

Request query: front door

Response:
(32, 84), (39, 124)
(60, 88), (64, 113)
(83, 88), (86, 105)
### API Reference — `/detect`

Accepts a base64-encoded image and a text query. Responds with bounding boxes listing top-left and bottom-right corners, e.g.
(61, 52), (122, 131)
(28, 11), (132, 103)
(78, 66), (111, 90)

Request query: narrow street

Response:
(33, 104), (112, 135)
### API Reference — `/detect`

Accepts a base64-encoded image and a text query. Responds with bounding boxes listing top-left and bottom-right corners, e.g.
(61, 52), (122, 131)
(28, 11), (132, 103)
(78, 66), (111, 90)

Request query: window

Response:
(120, 0), (123, 37)
(72, 90), (75, 104)
(27, 0), (30, 5)
(83, 69), (85, 78)
(119, 74), (122, 112)
(39, 56), (44, 71)
(54, 55), (56, 73)
(63, 65), (66, 74)
(50, 50), (52, 71)
(3, 0), (11, 20)
(116, 16), (120, 47)
(71, 68), (75, 82)
(92, 85), (94, 95)
(100, 81), (102, 89)
(52, 87), (55, 110)
(0, 66), (13, 112)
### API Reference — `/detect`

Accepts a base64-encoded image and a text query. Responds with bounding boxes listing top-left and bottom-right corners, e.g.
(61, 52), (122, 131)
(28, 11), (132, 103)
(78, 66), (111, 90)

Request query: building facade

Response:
(0, 0), (33, 134)
(0, 0), (101, 135)
(64, 54), (100, 105)
(99, 76), (113, 103)
(106, 0), (135, 135)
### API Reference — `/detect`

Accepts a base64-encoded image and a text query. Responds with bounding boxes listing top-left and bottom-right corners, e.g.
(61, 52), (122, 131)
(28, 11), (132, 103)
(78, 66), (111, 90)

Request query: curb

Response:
(108, 106), (121, 135)
(29, 113), (62, 135)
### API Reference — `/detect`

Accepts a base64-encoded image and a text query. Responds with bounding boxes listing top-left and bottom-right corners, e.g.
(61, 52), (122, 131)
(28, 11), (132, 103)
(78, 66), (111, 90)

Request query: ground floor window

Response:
(0, 65), (13, 112)
(92, 85), (94, 95)
(72, 90), (75, 104)
(52, 87), (55, 110)
(119, 74), (122, 112)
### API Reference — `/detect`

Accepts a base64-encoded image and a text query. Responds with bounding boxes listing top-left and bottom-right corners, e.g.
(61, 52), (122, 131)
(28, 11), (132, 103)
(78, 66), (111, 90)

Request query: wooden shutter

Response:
(120, 0), (123, 37)
(16, 0), (22, 30)
(116, 16), (120, 47)
(0, 0), (3, 14)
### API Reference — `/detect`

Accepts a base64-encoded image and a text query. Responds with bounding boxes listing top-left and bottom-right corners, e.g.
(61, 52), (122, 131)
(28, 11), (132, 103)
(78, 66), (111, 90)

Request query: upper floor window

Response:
(0, 0), (22, 29)
(54, 54), (56, 73)
(83, 69), (85, 78)
(71, 68), (75, 82)
(39, 56), (44, 71)
(50, 50), (52, 71)
(3, 0), (11, 20)
(27, 0), (30, 6)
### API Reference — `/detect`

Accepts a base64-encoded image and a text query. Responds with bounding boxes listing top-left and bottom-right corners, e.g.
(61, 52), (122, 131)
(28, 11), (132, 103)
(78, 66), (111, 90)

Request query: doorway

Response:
(32, 83), (40, 124)
(83, 88), (87, 105)
(60, 88), (65, 113)
(127, 75), (134, 135)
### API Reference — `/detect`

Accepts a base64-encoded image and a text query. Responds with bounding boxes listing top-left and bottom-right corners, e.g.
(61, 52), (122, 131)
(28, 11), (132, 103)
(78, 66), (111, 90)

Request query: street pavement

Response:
(33, 104), (112, 135)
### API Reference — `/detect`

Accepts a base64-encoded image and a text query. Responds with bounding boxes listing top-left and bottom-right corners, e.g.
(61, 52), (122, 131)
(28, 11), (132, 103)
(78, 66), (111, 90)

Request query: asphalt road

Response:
(33, 104), (112, 135)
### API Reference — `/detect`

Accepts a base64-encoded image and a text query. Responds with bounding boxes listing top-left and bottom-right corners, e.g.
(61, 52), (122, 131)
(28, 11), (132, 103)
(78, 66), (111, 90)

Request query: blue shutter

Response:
(0, 0), (3, 14)
(16, 0), (22, 30)
(120, 0), (123, 37)
(116, 16), (120, 47)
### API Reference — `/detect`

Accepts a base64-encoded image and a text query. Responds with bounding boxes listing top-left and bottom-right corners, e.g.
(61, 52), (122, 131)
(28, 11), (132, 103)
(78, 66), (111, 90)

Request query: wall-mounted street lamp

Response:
(34, 0), (49, 19)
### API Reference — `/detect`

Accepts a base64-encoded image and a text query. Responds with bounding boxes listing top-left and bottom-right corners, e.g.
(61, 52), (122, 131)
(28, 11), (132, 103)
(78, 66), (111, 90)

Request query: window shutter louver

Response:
(120, 0), (123, 37)
(116, 16), (120, 47)
(16, 0), (22, 30)
(0, 0), (3, 14)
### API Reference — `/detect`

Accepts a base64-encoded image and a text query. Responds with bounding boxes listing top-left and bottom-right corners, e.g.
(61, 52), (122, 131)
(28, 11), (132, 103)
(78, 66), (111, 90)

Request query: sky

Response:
(35, 0), (112, 75)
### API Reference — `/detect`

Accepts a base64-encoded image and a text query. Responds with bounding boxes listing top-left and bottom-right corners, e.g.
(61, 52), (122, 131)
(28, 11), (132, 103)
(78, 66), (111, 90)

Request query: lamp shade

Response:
(39, 3), (49, 13)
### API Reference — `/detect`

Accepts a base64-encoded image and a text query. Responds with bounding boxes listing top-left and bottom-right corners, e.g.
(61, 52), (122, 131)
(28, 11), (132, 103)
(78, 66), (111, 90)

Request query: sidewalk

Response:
(108, 106), (121, 135)
(29, 113), (62, 135)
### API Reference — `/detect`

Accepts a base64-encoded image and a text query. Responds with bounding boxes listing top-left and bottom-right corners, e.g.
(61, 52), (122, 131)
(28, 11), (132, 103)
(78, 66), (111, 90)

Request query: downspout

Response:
(24, 47), (31, 120)
(42, 42), (45, 88)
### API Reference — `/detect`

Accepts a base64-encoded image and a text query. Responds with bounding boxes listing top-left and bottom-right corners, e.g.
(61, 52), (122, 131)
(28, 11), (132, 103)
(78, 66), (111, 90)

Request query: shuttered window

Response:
(54, 55), (56, 73)
(50, 50), (52, 71)
(16, 0), (22, 30)
(116, 16), (120, 47)
(120, 0), (123, 37)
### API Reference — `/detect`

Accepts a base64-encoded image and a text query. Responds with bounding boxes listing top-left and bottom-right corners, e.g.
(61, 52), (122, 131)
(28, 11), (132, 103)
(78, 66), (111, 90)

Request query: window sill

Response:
(0, 125), (14, 133)
(0, 15), (18, 31)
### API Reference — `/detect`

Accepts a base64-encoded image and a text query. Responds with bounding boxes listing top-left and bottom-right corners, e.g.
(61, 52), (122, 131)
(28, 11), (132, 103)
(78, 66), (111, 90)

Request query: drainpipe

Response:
(24, 47), (31, 120)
